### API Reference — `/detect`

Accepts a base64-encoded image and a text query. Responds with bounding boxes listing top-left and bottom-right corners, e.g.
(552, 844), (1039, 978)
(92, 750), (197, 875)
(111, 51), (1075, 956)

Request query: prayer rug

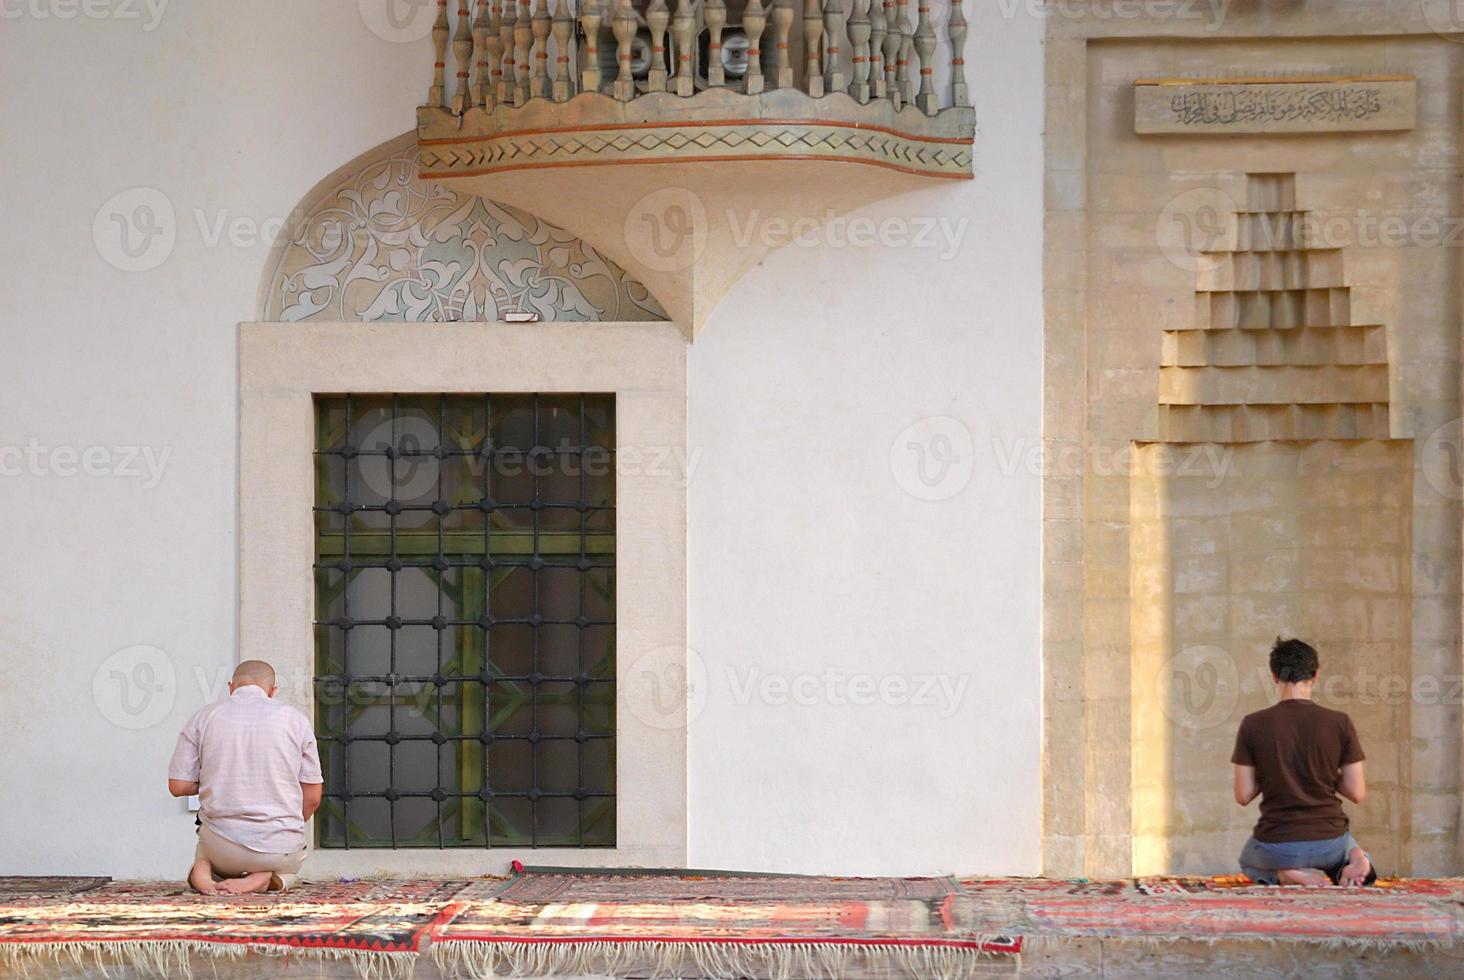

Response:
(490, 866), (962, 903)
(0, 877), (109, 898)
(434, 870), (1019, 979)
(955, 878), (1464, 951)
(0, 879), (465, 980)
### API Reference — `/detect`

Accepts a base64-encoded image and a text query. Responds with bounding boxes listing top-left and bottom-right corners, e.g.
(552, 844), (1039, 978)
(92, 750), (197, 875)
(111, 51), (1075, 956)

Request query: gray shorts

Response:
(1239, 832), (1367, 885)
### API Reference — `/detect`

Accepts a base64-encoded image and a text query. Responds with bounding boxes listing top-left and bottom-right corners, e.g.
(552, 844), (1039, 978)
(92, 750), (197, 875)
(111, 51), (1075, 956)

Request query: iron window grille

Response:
(313, 394), (615, 848)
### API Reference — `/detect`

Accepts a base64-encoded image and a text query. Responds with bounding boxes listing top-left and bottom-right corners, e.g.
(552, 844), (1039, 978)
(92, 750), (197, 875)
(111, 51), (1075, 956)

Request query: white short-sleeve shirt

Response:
(168, 685), (323, 854)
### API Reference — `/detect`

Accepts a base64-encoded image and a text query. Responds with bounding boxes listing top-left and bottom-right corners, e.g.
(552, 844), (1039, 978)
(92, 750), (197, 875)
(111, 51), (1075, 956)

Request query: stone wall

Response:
(1044, 4), (1464, 877)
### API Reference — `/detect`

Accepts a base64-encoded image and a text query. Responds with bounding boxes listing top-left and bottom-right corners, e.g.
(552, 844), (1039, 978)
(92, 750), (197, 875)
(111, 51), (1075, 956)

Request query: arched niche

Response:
(257, 132), (667, 323)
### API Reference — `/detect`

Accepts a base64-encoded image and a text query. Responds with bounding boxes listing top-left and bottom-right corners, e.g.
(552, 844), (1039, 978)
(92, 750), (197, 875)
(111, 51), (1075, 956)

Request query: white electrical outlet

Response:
(187, 795), (201, 813)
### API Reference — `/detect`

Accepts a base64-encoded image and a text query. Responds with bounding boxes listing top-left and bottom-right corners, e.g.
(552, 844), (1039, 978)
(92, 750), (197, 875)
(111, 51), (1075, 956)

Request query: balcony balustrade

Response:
(414, 0), (975, 333)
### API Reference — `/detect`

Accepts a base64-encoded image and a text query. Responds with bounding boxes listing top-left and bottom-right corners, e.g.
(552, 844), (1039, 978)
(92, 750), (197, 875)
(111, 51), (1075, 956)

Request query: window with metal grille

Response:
(313, 394), (615, 848)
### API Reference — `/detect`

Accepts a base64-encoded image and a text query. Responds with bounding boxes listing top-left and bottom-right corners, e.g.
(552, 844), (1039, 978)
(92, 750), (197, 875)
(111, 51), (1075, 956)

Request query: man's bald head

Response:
(231, 660), (277, 694)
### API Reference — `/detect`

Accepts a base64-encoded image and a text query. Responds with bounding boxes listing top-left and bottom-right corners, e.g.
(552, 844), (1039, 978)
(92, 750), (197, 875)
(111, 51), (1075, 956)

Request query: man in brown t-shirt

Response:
(1230, 638), (1374, 887)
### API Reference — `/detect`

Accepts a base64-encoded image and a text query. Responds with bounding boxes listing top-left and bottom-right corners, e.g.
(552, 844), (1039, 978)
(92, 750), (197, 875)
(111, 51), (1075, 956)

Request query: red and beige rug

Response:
(2, 871), (1461, 978)
(0, 880), (463, 979)
(432, 870), (1019, 979)
(957, 876), (1464, 951)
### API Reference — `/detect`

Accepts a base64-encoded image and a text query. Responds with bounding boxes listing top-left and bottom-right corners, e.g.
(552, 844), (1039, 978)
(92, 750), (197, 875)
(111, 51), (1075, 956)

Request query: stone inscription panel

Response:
(1135, 77), (1417, 135)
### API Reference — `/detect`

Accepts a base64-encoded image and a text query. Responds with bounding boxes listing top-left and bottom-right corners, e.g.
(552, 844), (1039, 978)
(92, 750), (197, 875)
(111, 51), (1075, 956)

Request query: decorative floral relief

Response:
(260, 143), (666, 323)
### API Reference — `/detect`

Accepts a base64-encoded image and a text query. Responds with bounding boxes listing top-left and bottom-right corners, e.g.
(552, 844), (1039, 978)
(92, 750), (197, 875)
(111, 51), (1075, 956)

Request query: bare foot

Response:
(1339, 848), (1372, 887)
(1277, 868), (1330, 887)
(188, 859), (220, 896)
(216, 871), (274, 896)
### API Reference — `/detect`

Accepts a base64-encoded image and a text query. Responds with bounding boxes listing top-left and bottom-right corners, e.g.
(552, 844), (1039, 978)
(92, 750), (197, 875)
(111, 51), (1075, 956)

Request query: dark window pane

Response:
(314, 394), (615, 848)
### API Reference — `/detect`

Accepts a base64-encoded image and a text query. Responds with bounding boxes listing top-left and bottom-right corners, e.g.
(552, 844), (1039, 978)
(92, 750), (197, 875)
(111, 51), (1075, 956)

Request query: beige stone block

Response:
(1174, 594), (1229, 636)
(1041, 835), (1086, 880)
(1229, 551), (1297, 594)
(1045, 519), (1084, 564)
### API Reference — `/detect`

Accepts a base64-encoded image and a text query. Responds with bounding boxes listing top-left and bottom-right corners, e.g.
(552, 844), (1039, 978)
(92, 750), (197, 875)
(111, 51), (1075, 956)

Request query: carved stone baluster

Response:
(430, 0), (450, 106)
(848, 0), (870, 103)
(671, 0), (695, 95)
(498, 0), (517, 104)
(743, 0), (767, 94)
(612, 0), (638, 101)
(552, 0), (575, 100)
(802, 0), (823, 96)
(705, 0), (727, 87)
(822, 0), (845, 95)
(646, 0), (669, 91)
(580, 0), (603, 94)
(453, 0), (475, 112)
(514, 0), (533, 104)
(531, 0), (552, 98)
(881, 0), (900, 107)
(894, 0), (912, 108)
(868, 0), (885, 99)
(912, 0), (934, 113)
(947, 0), (968, 106)
(476, 0), (496, 109)
(772, 0), (795, 89)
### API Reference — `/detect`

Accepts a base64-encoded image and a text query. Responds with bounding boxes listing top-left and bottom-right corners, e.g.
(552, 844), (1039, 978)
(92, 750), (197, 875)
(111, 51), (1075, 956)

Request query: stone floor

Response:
(4, 875), (1460, 979)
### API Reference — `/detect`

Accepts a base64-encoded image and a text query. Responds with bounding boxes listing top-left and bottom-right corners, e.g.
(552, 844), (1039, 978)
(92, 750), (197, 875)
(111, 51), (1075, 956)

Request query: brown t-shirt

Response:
(1230, 699), (1365, 843)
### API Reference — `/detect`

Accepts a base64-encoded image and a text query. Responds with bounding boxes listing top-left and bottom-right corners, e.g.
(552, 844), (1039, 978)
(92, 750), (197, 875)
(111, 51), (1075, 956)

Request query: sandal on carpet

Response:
(267, 873), (286, 893)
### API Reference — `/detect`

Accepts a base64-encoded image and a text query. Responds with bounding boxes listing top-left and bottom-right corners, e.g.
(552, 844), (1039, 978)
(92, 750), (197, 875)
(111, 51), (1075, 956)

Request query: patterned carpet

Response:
(956, 877), (1464, 950)
(0, 879), (464, 979)
(435, 871), (1017, 979)
(0, 872), (1460, 978)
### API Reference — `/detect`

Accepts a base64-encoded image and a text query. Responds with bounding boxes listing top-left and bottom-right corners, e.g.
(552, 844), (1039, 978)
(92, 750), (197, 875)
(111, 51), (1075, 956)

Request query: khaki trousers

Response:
(196, 824), (306, 878)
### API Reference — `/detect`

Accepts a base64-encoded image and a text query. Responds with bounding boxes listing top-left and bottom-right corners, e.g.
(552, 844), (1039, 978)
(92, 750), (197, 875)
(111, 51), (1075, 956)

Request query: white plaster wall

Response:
(685, 5), (1046, 874)
(0, 1), (428, 878)
(0, 0), (1043, 878)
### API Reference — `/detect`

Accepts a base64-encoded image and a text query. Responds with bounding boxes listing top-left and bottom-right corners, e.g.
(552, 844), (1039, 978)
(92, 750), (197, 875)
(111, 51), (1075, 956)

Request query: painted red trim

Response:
(422, 153), (972, 180)
(436, 934), (1023, 954)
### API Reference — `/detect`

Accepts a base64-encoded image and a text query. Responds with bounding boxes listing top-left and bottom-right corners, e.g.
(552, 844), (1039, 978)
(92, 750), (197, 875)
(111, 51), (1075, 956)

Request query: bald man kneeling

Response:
(167, 661), (323, 895)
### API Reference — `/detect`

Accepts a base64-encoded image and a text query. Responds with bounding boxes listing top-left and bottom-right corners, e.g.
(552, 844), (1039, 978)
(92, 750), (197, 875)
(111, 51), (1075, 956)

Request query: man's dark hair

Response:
(1269, 637), (1319, 683)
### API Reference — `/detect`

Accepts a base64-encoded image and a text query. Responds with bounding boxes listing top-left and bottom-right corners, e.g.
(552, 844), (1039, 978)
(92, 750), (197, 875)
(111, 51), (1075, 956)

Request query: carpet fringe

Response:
(0, 940), (418, 980)
(1020, 933), (1459, 955)
(431, 939), (1011, 979)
